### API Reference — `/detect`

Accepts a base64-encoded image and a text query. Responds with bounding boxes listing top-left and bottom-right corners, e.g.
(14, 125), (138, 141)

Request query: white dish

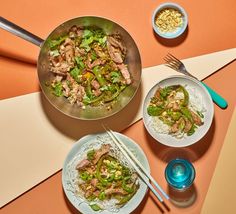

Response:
(142, 75), (214, 147)
(62, 132), (150, 214)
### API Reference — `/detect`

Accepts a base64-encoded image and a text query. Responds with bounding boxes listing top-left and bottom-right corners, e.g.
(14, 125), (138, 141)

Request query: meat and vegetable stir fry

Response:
(147, 85), (204, 138)
(76, 144), (139, 211)
(48, 26), (131, 109)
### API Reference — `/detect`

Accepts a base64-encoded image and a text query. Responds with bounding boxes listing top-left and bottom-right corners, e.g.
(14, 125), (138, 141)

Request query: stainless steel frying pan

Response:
(0, 16), (142, 120)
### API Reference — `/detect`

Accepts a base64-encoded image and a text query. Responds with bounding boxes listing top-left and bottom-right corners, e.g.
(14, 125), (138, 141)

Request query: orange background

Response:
(0, 0), (236, 213)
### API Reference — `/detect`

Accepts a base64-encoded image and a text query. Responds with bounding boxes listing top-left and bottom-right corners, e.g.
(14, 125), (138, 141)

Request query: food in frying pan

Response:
(48, 26), (131, 109)
(147, 85), (205, 138)
(75, 144), (139, 211)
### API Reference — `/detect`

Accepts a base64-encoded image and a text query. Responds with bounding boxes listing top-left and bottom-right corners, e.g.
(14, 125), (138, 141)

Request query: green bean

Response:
(96, 155), (110, 186)
(177, 85), (189, 106)
(103, 85), (120, 102)
(98, 192), (106, 201)
(122, 183), (134, 193)
(83, 93), (105, 105)
(181, 107), (193, 122)
(90, 204), (102, 211)
(187, 124), (197, 136)
(116, 184), (139, 206)
(92, 66), (107, 86)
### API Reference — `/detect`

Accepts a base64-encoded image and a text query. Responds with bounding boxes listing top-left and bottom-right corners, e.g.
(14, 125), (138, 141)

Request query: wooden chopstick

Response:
(102, 125), (170, 211)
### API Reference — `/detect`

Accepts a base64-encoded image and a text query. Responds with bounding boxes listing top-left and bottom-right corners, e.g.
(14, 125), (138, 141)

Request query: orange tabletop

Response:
(0, 0), (236, 213)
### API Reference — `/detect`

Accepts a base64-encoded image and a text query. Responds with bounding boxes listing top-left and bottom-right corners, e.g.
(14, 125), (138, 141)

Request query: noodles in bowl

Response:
(62, 132), (150, 213)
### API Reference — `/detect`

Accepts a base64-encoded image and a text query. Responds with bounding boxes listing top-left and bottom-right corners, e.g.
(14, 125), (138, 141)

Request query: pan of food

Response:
(0, 16), (141, 120)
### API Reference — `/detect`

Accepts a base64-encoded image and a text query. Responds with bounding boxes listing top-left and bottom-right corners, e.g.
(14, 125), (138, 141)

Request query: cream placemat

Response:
(201, 107), (236, 213)
(0, 48), (236, 208)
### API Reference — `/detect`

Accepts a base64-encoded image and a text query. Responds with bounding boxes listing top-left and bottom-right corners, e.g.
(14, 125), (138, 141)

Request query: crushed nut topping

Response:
(155, 8), (183, 33)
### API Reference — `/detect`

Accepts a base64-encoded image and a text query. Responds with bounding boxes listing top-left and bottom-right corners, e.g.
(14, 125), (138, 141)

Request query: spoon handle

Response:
(201, 82), (228, 109)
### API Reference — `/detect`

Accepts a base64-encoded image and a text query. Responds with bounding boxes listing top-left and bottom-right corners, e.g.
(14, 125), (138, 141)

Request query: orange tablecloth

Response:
(0, 0), (236, 213)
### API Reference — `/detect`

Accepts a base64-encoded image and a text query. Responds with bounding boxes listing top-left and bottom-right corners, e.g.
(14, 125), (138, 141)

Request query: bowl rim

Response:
(142, 75), (214, 147)
(152, 2), (188, 39)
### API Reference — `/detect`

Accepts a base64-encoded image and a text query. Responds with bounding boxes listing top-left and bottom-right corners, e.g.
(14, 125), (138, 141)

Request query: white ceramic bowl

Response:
(143, 75), (214, 147)
(152, 2), (188, 39)
(62, 132), (150, 214)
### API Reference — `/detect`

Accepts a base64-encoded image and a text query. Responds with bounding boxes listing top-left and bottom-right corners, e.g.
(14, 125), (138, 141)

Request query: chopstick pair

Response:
(102, 125), (170, 212)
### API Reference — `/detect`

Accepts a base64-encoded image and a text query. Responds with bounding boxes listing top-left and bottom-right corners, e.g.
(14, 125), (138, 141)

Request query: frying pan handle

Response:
(0, 16), (44, 47)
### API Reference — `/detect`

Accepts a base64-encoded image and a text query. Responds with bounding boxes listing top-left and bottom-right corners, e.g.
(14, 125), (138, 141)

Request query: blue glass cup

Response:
(165, 158), (195, 191)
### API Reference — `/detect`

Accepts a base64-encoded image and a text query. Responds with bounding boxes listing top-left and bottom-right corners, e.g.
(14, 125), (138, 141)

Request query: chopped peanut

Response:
(155, 8), (183, 33)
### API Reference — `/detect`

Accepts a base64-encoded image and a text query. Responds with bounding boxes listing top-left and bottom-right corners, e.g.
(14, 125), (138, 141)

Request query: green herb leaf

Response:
(80, 36), (94, 51)
(100, 85), (109, 91)
(83, 95), (92, 105)
(110, 71), (122, 83)
(98, 36), (107, 45)
(70, 67), (82, 82)
(52, 82), (63, 97)
(82, 29), (93, 38)
(48, 36), (66, 49)
(50, 49), (60, 57)
(147, 105), (163, 116)
(160, 86), (173, 98)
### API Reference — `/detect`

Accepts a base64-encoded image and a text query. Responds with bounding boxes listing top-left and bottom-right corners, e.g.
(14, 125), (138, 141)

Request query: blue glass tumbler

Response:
(165, 159), (196, 207)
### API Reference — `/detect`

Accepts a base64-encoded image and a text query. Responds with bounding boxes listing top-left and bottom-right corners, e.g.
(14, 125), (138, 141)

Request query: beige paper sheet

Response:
(0, 48), (236, 208)
(201, 107), (236, 213)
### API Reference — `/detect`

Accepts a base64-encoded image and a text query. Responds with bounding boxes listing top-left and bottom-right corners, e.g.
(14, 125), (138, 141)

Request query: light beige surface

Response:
(201, 107), (236, 213)
(0, 48), (236, 208)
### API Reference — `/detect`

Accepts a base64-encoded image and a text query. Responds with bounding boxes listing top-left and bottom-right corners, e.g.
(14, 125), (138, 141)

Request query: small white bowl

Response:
(152, 2), (188, 39)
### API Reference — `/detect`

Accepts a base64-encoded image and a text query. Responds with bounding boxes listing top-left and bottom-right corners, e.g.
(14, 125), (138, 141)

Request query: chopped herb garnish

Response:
(48, 36), (66, 49)
(70, 67), (82, 82)
(52, 82), (63, 97)
(110, 71), (122, 83)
